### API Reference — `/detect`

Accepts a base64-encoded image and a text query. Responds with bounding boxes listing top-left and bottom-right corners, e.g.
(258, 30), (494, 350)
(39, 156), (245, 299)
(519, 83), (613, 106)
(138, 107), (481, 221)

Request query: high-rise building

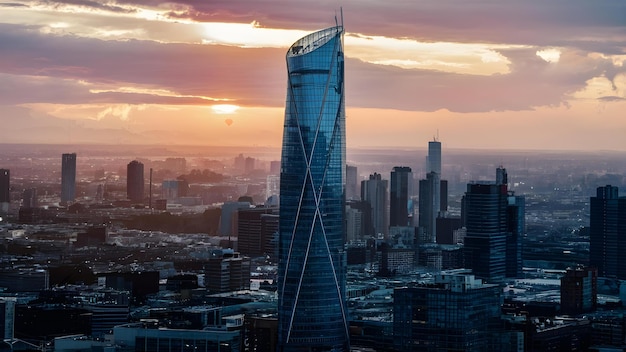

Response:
(390, 166), (413, 227)
(237, 207), (279, 259)
(427, 139), (441, 175)
(204, 249), (250, 293)
(590, 185), (626, 279)
(22, 188), (38, 209)
(393, 274), (501, 351)
(126, 160), (144, 203)
(418, 171), (440, 243)
(506, 192), (524, 278)
(361, 173), (388, 236)
(278, 24), (349, 351)
(346, 165), (358, 201)
(560, 266), (597, 315)
(0, 169), (9, 215)
(463, 167), (523, 281)
(61, 153), (76, 203)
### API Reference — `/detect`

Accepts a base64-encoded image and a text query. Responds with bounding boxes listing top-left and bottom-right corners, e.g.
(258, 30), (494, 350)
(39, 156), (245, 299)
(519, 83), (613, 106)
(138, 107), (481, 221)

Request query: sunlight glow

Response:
(90, 87), (232, 102)
(536, 48), (561, 63)
(202, 21), (308, 48)
(212, 104), (240, 114)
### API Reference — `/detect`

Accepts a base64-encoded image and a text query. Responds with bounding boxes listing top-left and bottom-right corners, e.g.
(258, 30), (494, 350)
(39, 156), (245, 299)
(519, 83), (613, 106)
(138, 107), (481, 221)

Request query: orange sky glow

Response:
(1, 0), (625, 151)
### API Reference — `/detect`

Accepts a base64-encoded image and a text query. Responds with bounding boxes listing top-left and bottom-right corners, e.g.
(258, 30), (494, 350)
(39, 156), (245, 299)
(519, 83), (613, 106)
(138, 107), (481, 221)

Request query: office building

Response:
(126, 160), (144, 203)
(463, 167), (524, 281)
(237, 207), (279, 259)
(427, 139), (441, 175)
(390, 166), (413, 227)
(22, 188), (37, 209)
(463, 183), (503, 281)
(590, 185), (626, 279)
(560, 266), (597, 315)
(393, 274), (501, 351)
(278, 25), (349, 351)
(61, 153), (76, 203)
(506, 192), (524, 278)
(0, 298), (16, 341)
(347, 200), (373, 240)
(0, 169), (8, 215)
(205, 249), (250, 293)
(361, 173), (388, 236)
(418, 171), (440, 243)
(346, 165), (358, 201)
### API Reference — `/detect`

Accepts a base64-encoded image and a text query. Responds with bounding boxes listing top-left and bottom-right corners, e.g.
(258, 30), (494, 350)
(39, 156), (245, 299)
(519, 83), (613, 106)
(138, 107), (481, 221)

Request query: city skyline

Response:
(1, 1), (625, 151)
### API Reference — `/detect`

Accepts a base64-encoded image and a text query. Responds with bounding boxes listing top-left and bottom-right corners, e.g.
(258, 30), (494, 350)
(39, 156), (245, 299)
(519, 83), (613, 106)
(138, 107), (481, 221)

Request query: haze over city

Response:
(1, 0), (626, 150)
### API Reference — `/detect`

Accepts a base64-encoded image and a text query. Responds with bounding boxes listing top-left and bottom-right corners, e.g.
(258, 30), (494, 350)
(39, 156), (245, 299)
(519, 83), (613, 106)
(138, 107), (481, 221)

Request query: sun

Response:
(211, 104), (240, 114)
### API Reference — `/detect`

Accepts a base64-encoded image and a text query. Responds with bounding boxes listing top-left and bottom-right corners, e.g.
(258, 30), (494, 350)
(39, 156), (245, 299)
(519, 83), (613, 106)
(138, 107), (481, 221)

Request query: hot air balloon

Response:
(225, 118), (233, 126)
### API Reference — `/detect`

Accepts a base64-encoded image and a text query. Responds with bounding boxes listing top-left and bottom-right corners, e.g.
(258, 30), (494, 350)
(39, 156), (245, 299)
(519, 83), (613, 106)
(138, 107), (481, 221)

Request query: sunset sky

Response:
(1, 0), (625, 151)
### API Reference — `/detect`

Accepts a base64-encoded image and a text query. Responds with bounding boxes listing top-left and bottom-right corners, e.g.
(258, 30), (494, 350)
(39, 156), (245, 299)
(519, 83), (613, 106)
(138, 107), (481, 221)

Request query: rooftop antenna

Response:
(340, 7), (344, 27)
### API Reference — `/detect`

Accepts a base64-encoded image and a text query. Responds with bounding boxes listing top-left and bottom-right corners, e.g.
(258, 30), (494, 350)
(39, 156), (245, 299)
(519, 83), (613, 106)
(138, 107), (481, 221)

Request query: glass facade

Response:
(61, 153), (76, 203)
(462, 183), (508, 281)
(390, 166), (412, 227)
(278, 25), (349, 351)
(393, 275), (501, 351)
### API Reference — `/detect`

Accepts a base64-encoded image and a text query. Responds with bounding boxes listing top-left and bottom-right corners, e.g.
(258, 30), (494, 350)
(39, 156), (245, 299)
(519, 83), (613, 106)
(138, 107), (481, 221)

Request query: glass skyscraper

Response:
(390, 166), (413, 227)
(61, 153), (76, 203)
(278, 25), (349, 351)
(590, 185), (626, 279)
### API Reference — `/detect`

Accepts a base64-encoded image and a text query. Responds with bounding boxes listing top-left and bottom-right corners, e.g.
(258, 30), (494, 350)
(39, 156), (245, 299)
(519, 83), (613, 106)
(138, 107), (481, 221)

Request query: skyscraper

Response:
(126, 160), (145, 203)
(427, 139), (441, 175)
(418, 171), (440, 243)
(0, 169), (9, 215)
(462, 181), (508, 281)
(345, 165), (358, 201)
(390, 166), (412, 227)
(506, 192), (524, 278)
(590, 185), (626, 279)
(278, 24), (349, 351)
(361, 173), (388, 236)
(61, 153), (76, 203)
(462, 167), (523, 281)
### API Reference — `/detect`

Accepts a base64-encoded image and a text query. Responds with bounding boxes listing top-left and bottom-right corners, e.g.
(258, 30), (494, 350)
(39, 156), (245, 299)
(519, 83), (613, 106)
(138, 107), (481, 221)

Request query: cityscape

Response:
(2, 1), (626, 352)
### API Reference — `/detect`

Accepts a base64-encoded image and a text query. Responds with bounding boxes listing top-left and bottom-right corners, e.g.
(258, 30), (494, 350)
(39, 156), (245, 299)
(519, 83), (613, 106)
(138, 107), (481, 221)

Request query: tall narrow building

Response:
(390, 166), (413, 227)
(345, 165), (358, 201)
(61, 153), (76, 203)
(0, 169), (9, 215)
(427, 139), (442, 175)
(590, 185), (626, 279)
(126, 160), (145, 203)
(361, 173), (388, 236)
(278, 25), (349, 351)
(418, 171), (440, 243)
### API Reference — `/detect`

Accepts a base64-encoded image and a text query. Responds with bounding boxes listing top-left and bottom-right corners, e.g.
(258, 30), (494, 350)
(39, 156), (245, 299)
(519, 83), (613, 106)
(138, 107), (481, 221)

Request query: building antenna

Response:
(340, 7), (344, 27)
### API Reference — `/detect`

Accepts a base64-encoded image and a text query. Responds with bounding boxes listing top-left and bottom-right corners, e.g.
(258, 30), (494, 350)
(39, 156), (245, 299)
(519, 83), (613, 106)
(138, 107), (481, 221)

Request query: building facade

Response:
(418, 171), (440, 243)
(393, 274), (501, 351)
(278, 25), (349, 351)
(427, 139), (441, 175)
(126, 160), (144, 203)
(462, 167), (523, 281)
(390, 166), (413, 227)
(0, 169), (9, 215)
(560, 266), (597, 315)
(589, 185), (626, 279)
(361, 173), (388, 237)
(61, 153), (76, 203)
